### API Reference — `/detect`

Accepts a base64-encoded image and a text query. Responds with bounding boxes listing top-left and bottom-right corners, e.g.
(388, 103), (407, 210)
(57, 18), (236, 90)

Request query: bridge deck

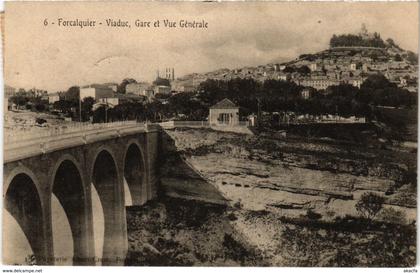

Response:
(4, 121), (156, 163)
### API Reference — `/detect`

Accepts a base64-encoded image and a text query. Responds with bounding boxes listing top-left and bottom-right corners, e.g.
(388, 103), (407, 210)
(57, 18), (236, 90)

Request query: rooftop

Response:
(210, 98), (238, 109)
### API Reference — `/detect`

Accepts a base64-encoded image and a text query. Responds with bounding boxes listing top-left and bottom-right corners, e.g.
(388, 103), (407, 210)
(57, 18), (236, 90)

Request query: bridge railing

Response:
(160, 121), (211, 129)
(4, 120), (139, 145)
(159, 120), (252, 129)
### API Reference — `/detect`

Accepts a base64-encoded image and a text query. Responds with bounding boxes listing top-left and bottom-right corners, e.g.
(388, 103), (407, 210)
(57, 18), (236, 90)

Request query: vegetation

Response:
(117, 78), (137, 94)
(330, 33), (386, 48)
(355, 192), (385, 220)
(195, 75), (415, 120)
(9, 72), (416, 130)
(157, 121), (416, 267)
(280, 218), (415, 267)
(125, 197), (264, 266)
(406, 51), (419, 65)
(64, 86), (80, 101)
(379, 207), (407, 224)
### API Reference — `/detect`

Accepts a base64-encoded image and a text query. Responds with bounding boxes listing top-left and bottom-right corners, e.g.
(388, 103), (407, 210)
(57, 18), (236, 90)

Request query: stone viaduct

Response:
(3, 122), (162, 265)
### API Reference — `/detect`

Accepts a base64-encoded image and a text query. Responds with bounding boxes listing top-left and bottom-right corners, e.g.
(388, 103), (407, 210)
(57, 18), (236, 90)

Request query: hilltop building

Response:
(359, 23), (375, 40)
(164, 68), (175, 81)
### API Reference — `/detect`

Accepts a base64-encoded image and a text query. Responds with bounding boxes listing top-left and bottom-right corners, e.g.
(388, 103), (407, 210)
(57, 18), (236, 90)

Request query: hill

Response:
(177, 27), (418, 93)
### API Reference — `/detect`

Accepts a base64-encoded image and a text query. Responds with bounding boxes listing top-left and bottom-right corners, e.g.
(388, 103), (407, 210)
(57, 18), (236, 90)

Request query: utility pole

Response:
(79, 92), (82, 122)
(257, 97), (261, 128)
(105, 98), (108, 123)
(285, 88), (289, 126)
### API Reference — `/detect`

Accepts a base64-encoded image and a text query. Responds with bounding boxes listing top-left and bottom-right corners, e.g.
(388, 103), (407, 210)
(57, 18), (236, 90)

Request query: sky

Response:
(4, 1), (419, 92)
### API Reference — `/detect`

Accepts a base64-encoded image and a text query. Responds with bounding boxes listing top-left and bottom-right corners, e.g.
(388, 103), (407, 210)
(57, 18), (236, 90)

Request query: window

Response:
(218, 113), (230, 124)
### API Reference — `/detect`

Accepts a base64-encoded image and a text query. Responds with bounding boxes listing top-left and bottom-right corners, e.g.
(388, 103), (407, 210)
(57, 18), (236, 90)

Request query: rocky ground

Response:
(125, 197), (416, 266)
(125, 197), (265, 266)
(4, 111), (73, 142)
(126, 126), (417, 266)
(4, 110), (69, 130)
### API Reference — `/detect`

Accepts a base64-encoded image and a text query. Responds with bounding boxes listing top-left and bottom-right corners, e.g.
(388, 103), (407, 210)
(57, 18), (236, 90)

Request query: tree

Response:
(297, 65), (311, 75)
(283, 66), (295, 73)
(386, 38), (401, 50)
(53, 100), (74, 115)
(355, 192), (385, 220)
(65, 86), (80, 101)
(361, 74), (396, 90)
(168, 92), (204, 119)
(330, 33), (386, 48)
(10, 95), (28, 108)
(154, 93), (171, 100)
(117, 78), (137, 94)
(93, 106), (106, 123)
(394, 54), (402, 62)
(81, 97), (95, 121)
(406, 51), (418, 65)
(145, 101), (164, 121)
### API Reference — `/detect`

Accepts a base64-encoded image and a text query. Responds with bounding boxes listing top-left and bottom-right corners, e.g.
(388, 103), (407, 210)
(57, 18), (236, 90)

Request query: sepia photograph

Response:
(1, 1), (418, 267)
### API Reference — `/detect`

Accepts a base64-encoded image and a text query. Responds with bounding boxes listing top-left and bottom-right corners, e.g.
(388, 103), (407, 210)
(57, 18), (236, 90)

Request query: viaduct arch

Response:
(123, 142), (147, 206)
(51, 158), (88, 265)
(3, 126), (161, 265)
(4, 173), (44, 264)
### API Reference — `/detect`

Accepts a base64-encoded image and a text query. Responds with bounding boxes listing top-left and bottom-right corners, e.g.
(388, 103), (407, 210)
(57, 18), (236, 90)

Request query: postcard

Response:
(2, 1), (418, 267)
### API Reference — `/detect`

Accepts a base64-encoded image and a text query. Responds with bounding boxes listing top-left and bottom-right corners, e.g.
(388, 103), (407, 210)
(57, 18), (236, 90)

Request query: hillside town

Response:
(4, 26), (418, 129)
(179, 25), (418, 93)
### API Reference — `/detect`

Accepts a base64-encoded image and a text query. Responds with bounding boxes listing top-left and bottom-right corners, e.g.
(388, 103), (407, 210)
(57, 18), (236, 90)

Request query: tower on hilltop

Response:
(360, 23), (368, 37)
(359, 23), (374, 39)
(165, 68), (175, 81)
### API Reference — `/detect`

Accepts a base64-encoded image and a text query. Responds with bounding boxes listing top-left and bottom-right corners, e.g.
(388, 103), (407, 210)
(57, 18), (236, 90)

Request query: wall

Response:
(99, 97), (119, 106)
(80, 88), (96, 100)
(95, 87), (115, 100)
(126, 83), (151, 96)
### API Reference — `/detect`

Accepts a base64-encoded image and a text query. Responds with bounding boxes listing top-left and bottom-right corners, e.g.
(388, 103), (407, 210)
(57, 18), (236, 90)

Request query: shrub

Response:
(222, 144), (250, 159)
(222, 233), (250, 263)
(306, 209), (322, 220)
(379, 207), (407, 224)
(227, 212), (238, 221)
(233, 199), (243, 210)
(355, 192), (385, 220)
(325, 210), (335, 219)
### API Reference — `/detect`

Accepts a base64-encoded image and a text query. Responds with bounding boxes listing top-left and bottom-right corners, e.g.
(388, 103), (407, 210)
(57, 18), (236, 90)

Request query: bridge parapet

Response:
(3, 121), (162, 163)
(4, 120), (139, 145)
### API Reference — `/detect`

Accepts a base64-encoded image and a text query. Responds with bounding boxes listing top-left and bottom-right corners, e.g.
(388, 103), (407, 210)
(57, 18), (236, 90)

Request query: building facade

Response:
(154, 85), (171, 95)
(48, 93), (60, 104)
(80, 86), (114, 101)
(126, 82), (152, 97)
(209, 98), (239, 126)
